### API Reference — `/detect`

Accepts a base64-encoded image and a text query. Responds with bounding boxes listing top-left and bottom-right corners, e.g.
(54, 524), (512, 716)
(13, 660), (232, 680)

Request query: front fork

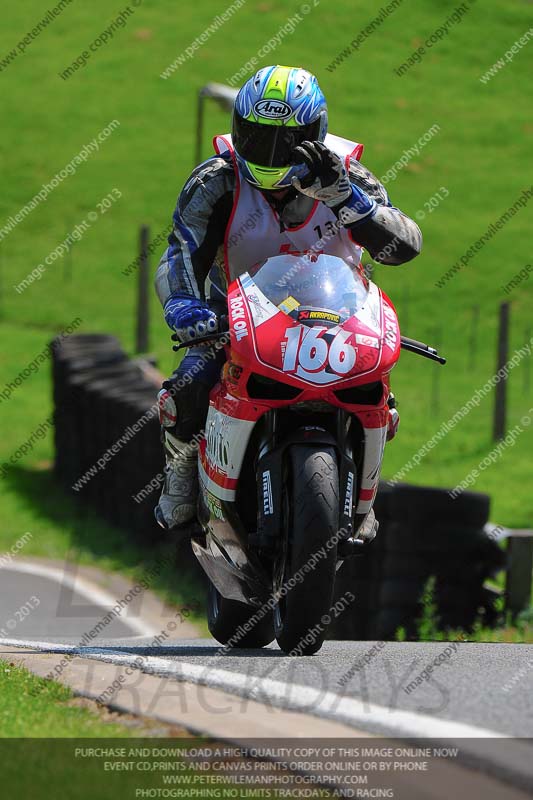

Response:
(251, 409), (374, 555)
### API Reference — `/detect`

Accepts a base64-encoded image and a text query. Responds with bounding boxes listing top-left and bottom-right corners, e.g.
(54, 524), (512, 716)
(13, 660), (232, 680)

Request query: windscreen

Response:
(248, 253), (369, 321)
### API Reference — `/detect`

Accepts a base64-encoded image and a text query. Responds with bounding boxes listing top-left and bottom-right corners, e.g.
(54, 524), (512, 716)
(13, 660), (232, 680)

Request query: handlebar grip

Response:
(400, 336), (446, 364)
(401, 336), (432, 351)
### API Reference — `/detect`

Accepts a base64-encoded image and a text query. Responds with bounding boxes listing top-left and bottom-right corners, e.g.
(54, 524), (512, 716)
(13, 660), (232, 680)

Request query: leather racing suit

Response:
(154, 133), (421, 527)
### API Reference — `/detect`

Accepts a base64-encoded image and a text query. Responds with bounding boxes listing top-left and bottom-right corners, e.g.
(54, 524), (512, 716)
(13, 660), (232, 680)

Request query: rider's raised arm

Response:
(154, 156), (235, 307)
(343, 158), (423, 266)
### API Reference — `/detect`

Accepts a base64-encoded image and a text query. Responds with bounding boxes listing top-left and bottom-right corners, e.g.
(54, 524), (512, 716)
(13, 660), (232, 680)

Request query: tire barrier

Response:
(51, 333), (165, 541)
(331, 482), (506, 640)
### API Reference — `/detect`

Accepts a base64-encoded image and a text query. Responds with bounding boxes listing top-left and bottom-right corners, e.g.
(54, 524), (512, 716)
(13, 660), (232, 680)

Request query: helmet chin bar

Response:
(236, 154), (295, 191)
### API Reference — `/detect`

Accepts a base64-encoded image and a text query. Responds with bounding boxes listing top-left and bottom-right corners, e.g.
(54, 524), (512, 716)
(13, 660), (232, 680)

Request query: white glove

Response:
(292, 140), (376, 223)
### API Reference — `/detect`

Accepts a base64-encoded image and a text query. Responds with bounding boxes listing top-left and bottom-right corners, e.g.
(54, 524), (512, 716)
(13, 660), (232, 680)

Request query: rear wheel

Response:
(274, 446), (339, 655)
(207, 580), (274, 648)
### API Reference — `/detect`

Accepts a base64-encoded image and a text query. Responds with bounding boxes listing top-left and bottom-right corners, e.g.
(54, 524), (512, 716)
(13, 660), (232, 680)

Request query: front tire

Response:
(207, 580), (274, 648)
(274, 446), (339, 655)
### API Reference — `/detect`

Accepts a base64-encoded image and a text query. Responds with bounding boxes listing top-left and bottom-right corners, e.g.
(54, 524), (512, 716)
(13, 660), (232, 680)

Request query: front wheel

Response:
(274, 445), (340, 655)
(207, 580), (274, 648)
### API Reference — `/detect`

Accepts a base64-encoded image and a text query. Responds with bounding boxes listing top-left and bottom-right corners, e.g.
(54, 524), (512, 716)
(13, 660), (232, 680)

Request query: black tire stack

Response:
(331, 482), (505, 640)
(51, 333), (165, 540)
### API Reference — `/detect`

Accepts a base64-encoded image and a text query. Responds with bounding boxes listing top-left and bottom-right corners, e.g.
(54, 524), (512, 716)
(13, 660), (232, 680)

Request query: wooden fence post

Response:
(135, 225), (150, 354)
(493, 301), (510, 441)
(506, 535), (533, 616)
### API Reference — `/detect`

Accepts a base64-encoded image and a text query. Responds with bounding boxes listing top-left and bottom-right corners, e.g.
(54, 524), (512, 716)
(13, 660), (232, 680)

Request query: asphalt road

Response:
(0, 563), (150, 640)
(2, 562), (533, 739)
(55, 635), (533, 738)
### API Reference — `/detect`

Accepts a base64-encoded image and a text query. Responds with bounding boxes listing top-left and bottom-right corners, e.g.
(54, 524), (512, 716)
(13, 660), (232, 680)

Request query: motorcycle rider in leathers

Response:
(154, 65), (422, 531)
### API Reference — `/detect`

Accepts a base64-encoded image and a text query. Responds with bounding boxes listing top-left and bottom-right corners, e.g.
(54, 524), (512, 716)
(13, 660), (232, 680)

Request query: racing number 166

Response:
(282, 326), (356, 375)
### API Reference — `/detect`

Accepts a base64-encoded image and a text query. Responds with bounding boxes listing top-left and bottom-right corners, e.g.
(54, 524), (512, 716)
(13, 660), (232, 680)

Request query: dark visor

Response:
(233, 115), (322, 168)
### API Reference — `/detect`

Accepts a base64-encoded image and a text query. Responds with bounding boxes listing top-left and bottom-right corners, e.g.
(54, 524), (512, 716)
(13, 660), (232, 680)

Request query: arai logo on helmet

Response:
(254, 99), (292, 120)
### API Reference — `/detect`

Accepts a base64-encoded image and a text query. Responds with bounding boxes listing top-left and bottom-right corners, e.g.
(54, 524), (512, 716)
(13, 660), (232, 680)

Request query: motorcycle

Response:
(175, 252), (445, 655)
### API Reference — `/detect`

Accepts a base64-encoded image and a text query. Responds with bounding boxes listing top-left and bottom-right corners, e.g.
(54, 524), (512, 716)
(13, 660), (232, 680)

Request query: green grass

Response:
(1, 662), (300, 797)
(0, 1), (532, 587)
(0, 665), (337, 798)
(396, 576), (533, 642)
(0, 659), (138, 737)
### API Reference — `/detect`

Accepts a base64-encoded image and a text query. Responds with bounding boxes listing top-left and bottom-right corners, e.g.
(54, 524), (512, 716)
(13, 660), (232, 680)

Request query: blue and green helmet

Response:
(232, 65), (328, 190)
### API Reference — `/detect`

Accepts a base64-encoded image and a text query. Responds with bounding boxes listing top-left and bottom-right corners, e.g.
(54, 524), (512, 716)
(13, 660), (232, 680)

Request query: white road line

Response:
(4, 639), (533, 788)
(0, 562), (156, 637)
(0, 637), (506, 738)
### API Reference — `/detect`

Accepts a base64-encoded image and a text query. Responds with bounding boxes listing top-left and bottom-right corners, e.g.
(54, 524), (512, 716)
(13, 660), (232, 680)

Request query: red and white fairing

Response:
(199, 254), (400, 520)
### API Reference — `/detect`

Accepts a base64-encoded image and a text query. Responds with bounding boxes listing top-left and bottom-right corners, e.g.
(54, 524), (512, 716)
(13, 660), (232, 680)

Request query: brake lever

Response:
(400, 336), (446, 365)
(171, 315), (230, 352)
(172, 331), (230, 352)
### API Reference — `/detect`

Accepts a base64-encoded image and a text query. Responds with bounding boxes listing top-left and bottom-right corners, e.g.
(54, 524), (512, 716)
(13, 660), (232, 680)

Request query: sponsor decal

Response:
(206, 493), (225, 521)
(355, 333), (380, 349)
(229, 294), (249, 341)
(262, 470), (274, 516)
(278, 295), (300, 314)
(298, 308), (341, 324)
(383, 304), (398, 351)
(206, 416), (230, 470)
(246, 292), (265, 320)
(254, 99), (292, 120)
(344, 471), (354, 517)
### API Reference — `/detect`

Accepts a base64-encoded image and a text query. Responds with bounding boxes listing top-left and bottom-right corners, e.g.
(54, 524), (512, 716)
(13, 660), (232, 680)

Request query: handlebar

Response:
(170, 322), (446, 365)
(400, 336), (446, 365)
(171, 315), (229, 352)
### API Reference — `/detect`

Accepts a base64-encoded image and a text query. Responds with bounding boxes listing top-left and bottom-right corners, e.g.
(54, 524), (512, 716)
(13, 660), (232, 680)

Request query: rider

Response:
(154, 65), (422, 531)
